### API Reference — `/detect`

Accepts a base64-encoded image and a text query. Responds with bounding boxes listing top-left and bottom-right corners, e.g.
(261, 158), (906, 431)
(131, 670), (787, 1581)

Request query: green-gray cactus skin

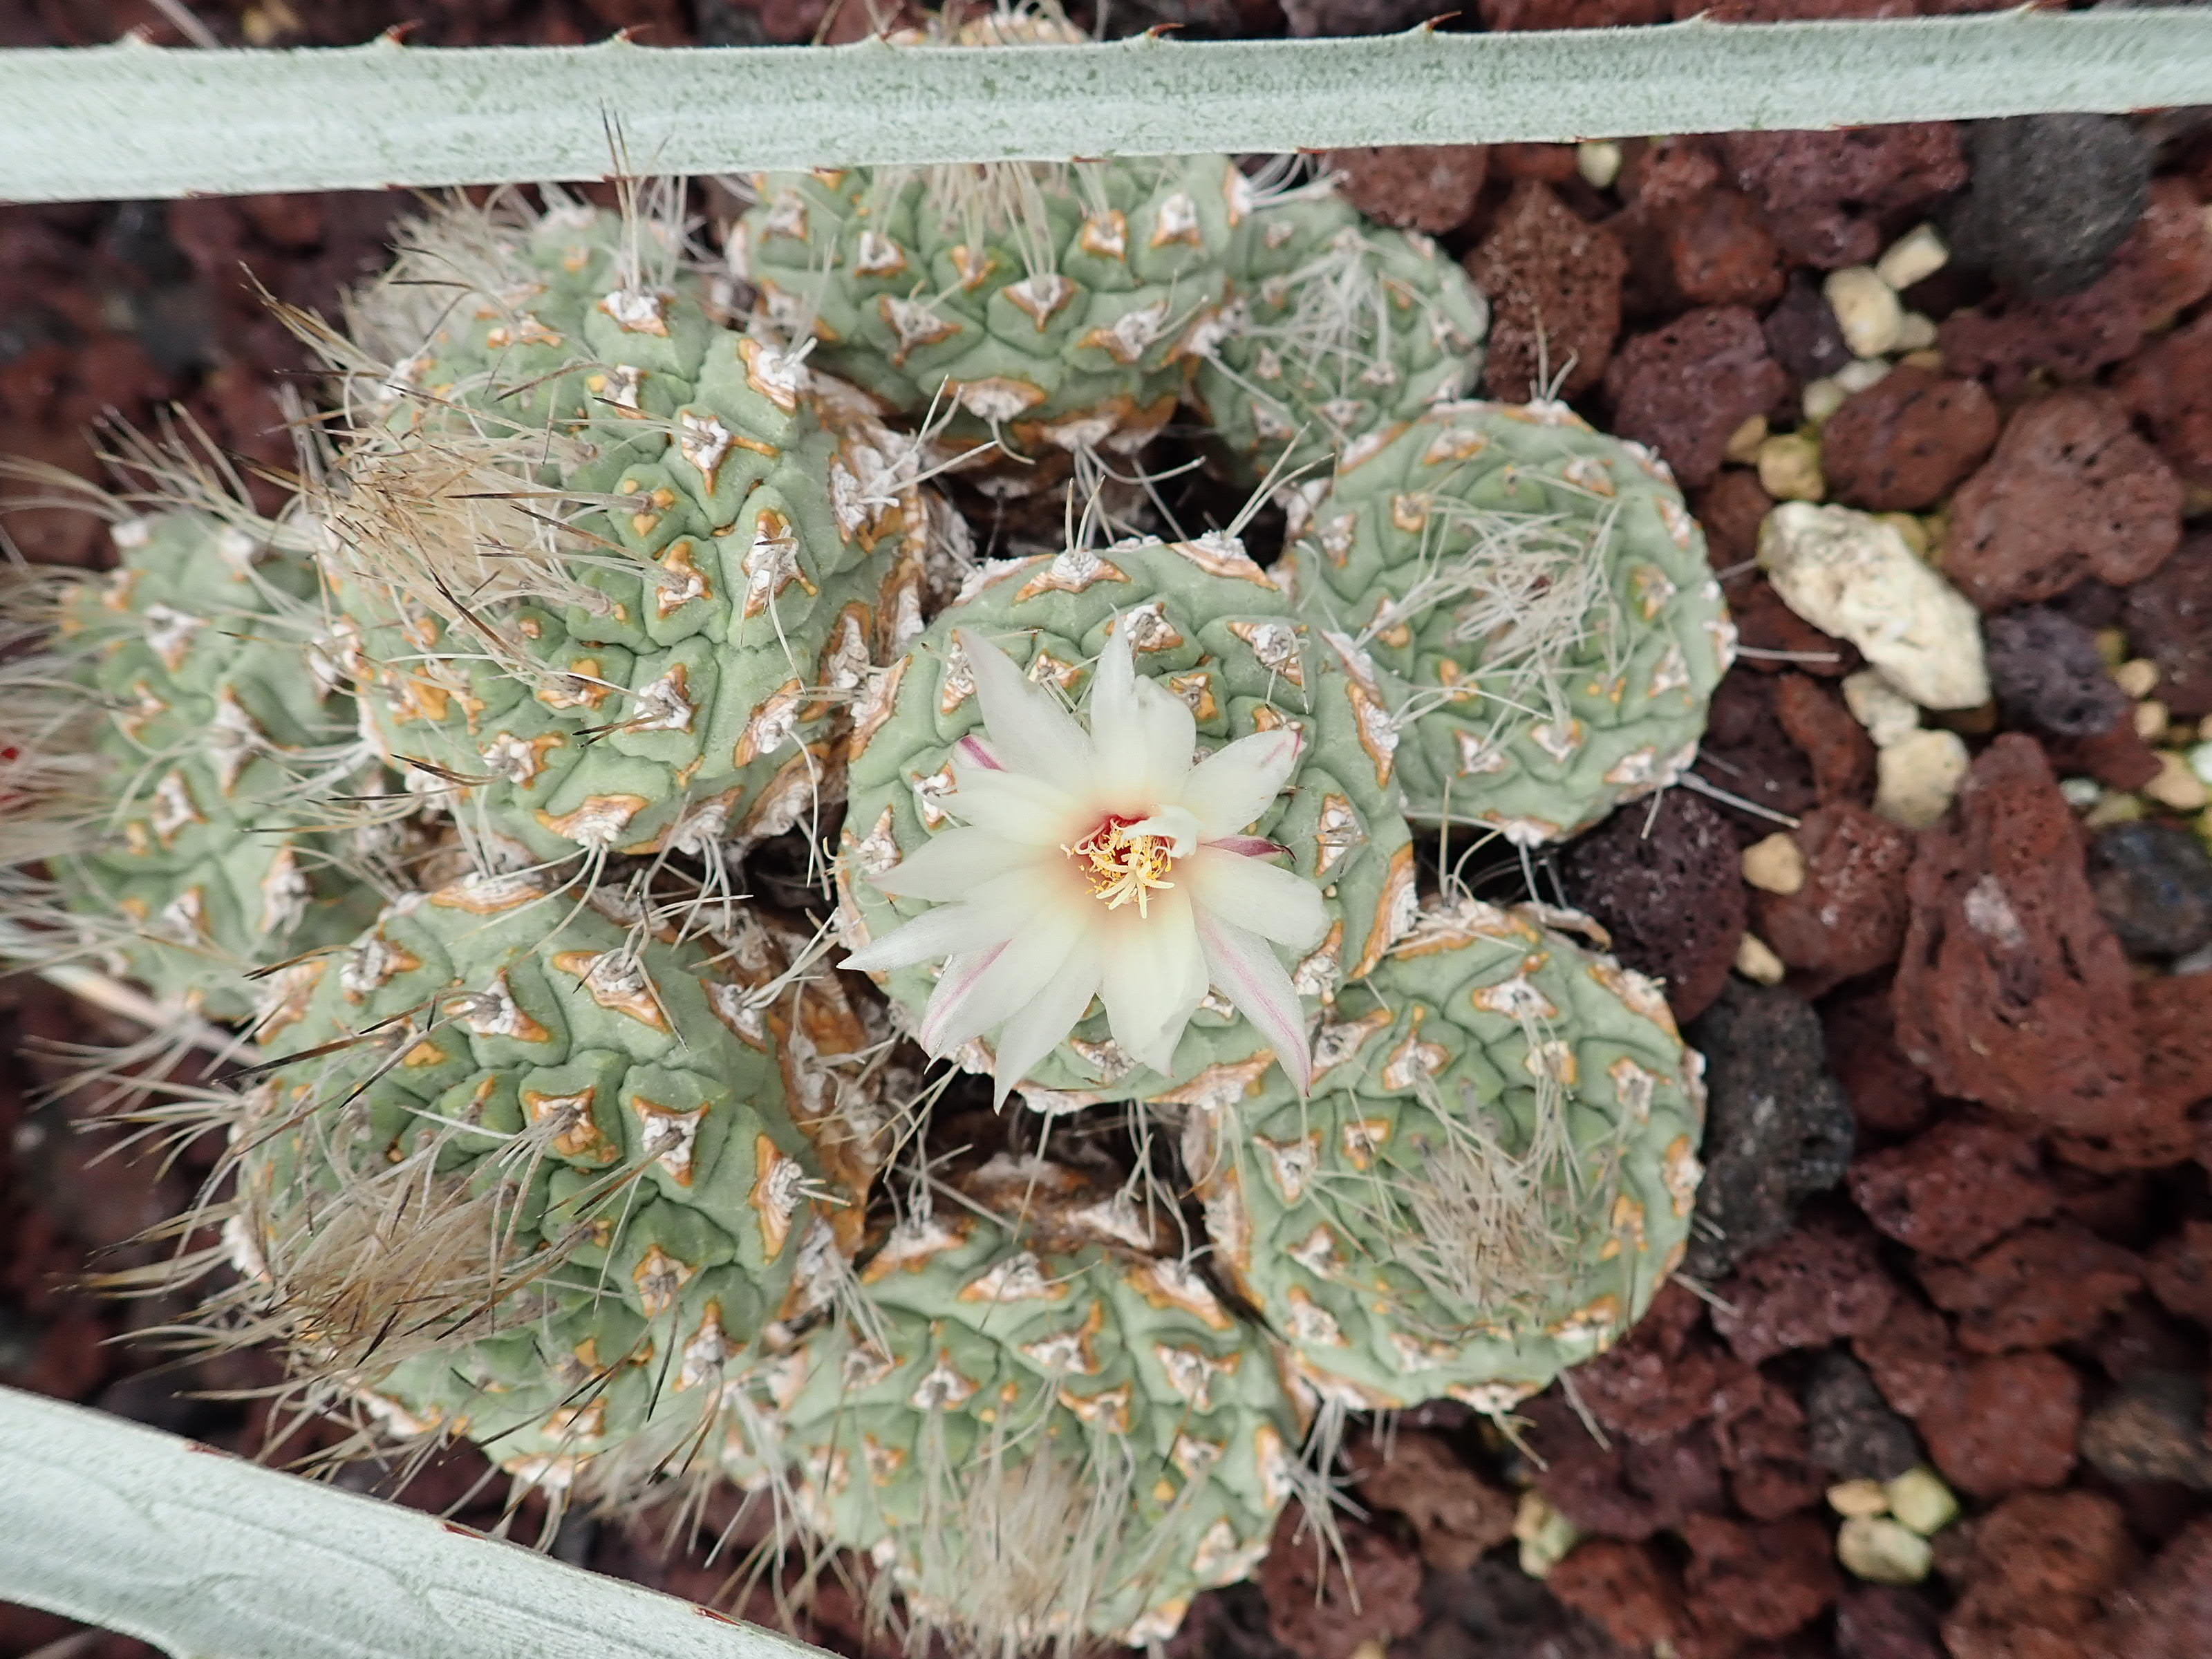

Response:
(1191, 187), (1490, 487)
(837, 535), (1417, 1112)
(339, 205), (933, 866)
(46, 511), (382, 1018)
(236, 872), (847, 1489)
(1282, 400), (1736, 845)
(733, 156), (1252, 460)
(747, 1194), (1307, 1647)
(1183, 897), (1705, 1414)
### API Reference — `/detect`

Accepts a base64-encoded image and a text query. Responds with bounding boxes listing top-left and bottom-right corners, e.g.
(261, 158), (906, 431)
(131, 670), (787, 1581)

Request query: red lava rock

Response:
(1622, 1423), (1731, 1524)
(1726, 575), (1859, 679)
(1774, 674), (1876, 805)
(1940, 1491), (2136, 1659)
(1603, 305), (1788, 489)
(1850, 1118), (2060, 1260)
(2146, 1220), (2212, 1329)
(1622, 135), (1724, 214)
(1918, 1221), (2142, 1353)
(1559, 787), (1745, 1024)
(1716, 124), (1965, 270)
(1712, 1217), (1897, 1366)
(2116, 309), (2212, 489)
(2052, 971), (2212, 1173)
(1918, 1350), (2082, 1499)
(1544, 1539), (1692, 1653)
(1695, 470), (1775, 570)
(1940, 178), (2212, 395)
(1257, 1507), (1423, 1659)
(1347, 1429), (1515, 1573)
(1891, 735), (2146, 1138)
(1698, 671), (1820, 835)
(1571, 1282), (1751, 1443)
(1942, 391), (2184, 611)
(2121, 532), (2212, 719)
(2036, 718), (2167, 795)
(1817, 367), (2000, 513)
(1479, 0), (1670, 23)
(1713, 1371), (1830, 1521)
(1485, 142), (1583, 185)
(1754, 803), (1913, 990)
(1320, 146), (1488, 235)
(1466, 182), (1627, 402)
(2101, 1515), (2212, 1659)
(2079, 1369), (2212, 1490)
(1835, 1585), (1944, 1659)
(1853, 1294), (1965, 1421)
(2088, 1297), (2204, 1385)
(1681, 1512), (1841, 1641)
(1657, 189), (1787, 310)
(1821, 984), (1933, 1139)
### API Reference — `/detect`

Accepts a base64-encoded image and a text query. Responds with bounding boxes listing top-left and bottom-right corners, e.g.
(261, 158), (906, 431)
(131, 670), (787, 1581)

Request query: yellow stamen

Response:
(1065, 817), (1176, 917)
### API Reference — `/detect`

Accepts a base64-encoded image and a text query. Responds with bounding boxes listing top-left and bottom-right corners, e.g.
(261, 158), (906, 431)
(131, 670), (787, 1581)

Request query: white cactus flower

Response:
(844, 624), (1328, 1104)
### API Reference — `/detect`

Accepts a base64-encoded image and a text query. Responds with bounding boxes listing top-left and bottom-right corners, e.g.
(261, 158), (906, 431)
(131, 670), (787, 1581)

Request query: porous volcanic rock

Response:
(2121, 532), (2212, 719)
(1849, 1118), (2060, 1261)
(1819, 367), (2000, 512)
(1602, 304), (1788, 488)
(1321, 145), (1488, 234)
(1752, 803), (1915, 991)
(1468, 181), (1627, 400)
(1559, 789), (1746, 1024)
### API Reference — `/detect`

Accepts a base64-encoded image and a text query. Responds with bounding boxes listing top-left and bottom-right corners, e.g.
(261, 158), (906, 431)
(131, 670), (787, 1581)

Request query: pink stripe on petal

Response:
(919, 941), (1009, 1055)
(1205, 835), (1288, 859)
(1193, 906), (1313, 1097)
(954, 734), (1002, 771)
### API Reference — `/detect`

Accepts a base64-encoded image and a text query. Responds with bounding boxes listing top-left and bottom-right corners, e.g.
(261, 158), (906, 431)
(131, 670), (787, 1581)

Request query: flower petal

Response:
(841, 879), (1030, 973)
(1123, 804), (1203, 859)
(1088, 626), (1152, 798)
(868, 827), (1027, 903)
(1194, 907), (1312, 1096)
(1182, 847), (1329, 950)
(957, 628), (1093, 794)
(1127, 674), (1197, 796)
(989, 948), (1104, 1107)
(941, 765), (1085, 845)
(1179, 728), (1302, 838)
(919, 903), (1091, 1057)
(1098, 888), (1204, 1074)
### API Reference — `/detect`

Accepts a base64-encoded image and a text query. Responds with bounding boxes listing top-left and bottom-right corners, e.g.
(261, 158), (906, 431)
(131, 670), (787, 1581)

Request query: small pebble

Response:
(1824, 267), (1904, 358)
(2114, 657), (2162, 698)
(1843, 669), (1922, 749)
(1725, 413), (1770, 465)
(2135, 699), (2171, 742)
(1758, 432), (1826, 502)
(2191, 738), (2212, 782)
(1828, 1480), (1891, 1518)
(1760, 503), (1990, 710)
(1575, 140), (1622, 190)
(1834, 357), (1893, 395)
(1349, 1643), (1388, 1659)
(1899, 348), (1947, 373)
(1742, 831), (1807, 894)
(1513, 1489), (1580, 1578)
(2148, 751), (2211, 812)
(1735, 932), (1788, 984)
(1837, 1515), (1934, 1584)
(2061, 777), (2104, 808)
(2094, 628), (2129, 668)
(2200, 717), (2212, 742)
(2086, 791), (2146, 827)
(1875, 223), (1951, 292)
(1875, 729), (1970, 828)
(1893, 311), (1938, 352)
(1884, 1468), (1959, 1535)
(1875, 512), (1929, 558)
(1801, 376), (1848, 423)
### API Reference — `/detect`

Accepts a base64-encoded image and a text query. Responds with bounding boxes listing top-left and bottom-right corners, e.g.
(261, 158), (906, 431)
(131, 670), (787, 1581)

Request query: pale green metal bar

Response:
(1, 12), (2210, 204)
(0, 1385), (827, 1659)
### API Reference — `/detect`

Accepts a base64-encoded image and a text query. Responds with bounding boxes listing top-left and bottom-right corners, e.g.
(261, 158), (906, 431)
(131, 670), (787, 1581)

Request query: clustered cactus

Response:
(0, 28), (1732, 1649)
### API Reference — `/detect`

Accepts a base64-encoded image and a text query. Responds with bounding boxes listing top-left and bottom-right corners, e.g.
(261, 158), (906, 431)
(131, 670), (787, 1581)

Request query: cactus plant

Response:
(1183, 895), (1705, 1412)
(324, 192), (937, 868)
(1282, 400), (1734, 844)
(837, 534), (1416, 1110)
(1, 503), (388, 1018)
(222, 870), (889, 1495)
(745, 1169), (1310, 1651)
(732, 149), (1249, 467)
(1191, 182), (1490, 487)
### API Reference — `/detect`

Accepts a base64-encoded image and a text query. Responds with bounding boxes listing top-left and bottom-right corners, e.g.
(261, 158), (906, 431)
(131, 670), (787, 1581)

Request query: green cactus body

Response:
(1283, 400), (1735, 845)
(44, 512), (381, 1017)
(338, 205), (935, 865)
(1183, 897), (1705, 1413)
(236, 872), (865, 1490)
(1192, 188), (1490, 486)
(733, 156), (1250, 461)
(838, 535), (1416, 1111)
(753, 1185), (1306, 1647)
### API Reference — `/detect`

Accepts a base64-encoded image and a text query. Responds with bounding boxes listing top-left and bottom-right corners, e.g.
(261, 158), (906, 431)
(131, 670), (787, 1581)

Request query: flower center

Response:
(1065, 814), (1177, 917)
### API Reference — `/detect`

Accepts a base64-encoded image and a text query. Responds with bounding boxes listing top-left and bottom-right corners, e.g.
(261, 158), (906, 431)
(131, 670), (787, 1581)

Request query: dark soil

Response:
(8, 3), (2212, 1658)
